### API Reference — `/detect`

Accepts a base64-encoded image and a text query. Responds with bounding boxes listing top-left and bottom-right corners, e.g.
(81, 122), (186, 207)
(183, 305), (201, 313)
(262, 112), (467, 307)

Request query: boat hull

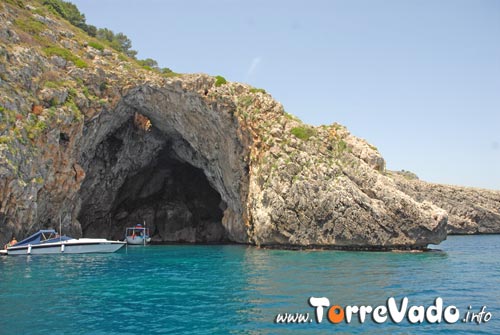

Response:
(7, 239), (125, 255)
(125, 236), (151, 245)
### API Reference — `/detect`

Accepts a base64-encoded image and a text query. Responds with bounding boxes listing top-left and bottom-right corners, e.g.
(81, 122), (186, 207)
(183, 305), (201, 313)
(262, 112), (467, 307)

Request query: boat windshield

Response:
(15, 230), (71, 246)
(43, 235), (72, 243)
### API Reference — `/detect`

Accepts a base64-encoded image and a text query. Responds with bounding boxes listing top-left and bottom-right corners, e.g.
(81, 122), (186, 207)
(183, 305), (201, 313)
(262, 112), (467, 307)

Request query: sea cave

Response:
(75, 85), (251, 244)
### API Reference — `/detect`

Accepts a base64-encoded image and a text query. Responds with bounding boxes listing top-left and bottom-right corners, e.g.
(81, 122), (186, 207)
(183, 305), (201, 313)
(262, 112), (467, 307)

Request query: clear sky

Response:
(70, 0), (500, 190)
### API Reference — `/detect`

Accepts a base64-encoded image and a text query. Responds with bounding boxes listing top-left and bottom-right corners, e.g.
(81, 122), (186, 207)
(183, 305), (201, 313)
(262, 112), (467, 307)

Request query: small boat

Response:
(125, 224), (151, 245)
(7, 229), (125, 255)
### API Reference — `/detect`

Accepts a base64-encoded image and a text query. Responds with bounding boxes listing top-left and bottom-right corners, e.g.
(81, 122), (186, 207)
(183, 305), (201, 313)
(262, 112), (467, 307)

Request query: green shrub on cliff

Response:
(0, 106), (17, 129)
(137, 58), (158, 70)
(0, 136), (11, 145)
(161, 68), (180, 78)
(21, 113), (47, 141)
(15, 17), (45, 34)
(42, 0), (97, 36)
(337, 139), (347, 152)
(249, 87), (266, 94)
(88, 41), (104, 52)
(96, 28), (137, 58)
(42, 46), (87, 68)
(291, 126), (316, 140)
(43, 80), (64, 89)
(215, 76), (227, 87)
(239, 96), (254, 108)
(4, 0), (24, 7)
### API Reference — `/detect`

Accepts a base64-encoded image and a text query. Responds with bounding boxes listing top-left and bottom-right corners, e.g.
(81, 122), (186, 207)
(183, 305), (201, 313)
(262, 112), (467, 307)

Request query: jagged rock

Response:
(0, 0), (498, 250)
(388, 172), (500, 234)
(102, 49), (113, 57)
(33, 13), (57, 26)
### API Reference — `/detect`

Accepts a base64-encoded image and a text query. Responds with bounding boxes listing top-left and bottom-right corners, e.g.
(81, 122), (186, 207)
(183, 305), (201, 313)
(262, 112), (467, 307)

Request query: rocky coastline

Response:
(0, 1), (499, 250)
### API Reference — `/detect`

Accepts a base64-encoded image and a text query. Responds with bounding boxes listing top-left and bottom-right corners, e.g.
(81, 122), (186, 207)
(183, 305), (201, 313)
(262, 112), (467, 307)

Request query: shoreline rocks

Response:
(388, 172), (500, 235)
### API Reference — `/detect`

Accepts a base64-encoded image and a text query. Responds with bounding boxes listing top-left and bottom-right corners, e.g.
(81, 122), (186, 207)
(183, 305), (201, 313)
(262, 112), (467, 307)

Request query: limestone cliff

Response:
(0, 1), (497, 250)
(388, 172), (500, 234)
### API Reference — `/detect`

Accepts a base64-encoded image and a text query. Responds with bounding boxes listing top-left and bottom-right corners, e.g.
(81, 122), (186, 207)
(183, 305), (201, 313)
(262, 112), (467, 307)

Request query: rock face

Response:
(0, 1), (498, 250)
(76, 83), (249, 243)
(388, 173), (500, 234)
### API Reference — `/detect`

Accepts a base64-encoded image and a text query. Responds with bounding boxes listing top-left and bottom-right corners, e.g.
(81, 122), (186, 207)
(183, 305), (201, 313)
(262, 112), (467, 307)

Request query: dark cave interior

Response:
(77, 117), (227, 243)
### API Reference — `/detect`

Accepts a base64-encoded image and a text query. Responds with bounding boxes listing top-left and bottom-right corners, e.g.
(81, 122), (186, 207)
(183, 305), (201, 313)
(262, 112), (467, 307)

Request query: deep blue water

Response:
(0, 235), (499, 335)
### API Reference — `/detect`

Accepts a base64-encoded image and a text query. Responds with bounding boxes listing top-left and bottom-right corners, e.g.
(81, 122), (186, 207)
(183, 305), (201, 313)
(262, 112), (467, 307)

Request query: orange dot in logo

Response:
(327, 305), (345, 323)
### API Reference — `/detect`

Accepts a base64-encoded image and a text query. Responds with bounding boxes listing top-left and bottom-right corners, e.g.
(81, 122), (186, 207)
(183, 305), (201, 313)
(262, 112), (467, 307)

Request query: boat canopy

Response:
(126, 225), (148, 231)
(15, 230), (72, 246)
(125, 225), (150, 236)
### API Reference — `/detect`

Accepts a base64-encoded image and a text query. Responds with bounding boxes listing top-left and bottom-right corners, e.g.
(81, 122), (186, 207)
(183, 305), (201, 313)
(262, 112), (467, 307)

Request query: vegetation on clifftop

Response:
(214, 75), (227, 87)
(38, 0), (174, 73)
(43, 45), (87, 68)
(1, 0), (325, 166)
(0, 0), (182, 148)
(290, 126), (316, 140)
(42, 0), (94, 35)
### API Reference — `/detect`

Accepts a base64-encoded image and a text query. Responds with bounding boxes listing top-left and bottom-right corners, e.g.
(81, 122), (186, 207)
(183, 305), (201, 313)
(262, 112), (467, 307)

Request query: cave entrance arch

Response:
(77, 83), (250, 243)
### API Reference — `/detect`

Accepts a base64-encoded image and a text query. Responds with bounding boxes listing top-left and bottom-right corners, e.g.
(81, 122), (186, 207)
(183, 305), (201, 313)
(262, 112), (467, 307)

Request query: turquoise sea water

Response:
(0, 235), (499, 335)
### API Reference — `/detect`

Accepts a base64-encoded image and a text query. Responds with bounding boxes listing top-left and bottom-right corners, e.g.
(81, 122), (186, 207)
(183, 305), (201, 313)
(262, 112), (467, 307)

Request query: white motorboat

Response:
(7, 230), (125, 255)
(125, 224), (151, 245)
